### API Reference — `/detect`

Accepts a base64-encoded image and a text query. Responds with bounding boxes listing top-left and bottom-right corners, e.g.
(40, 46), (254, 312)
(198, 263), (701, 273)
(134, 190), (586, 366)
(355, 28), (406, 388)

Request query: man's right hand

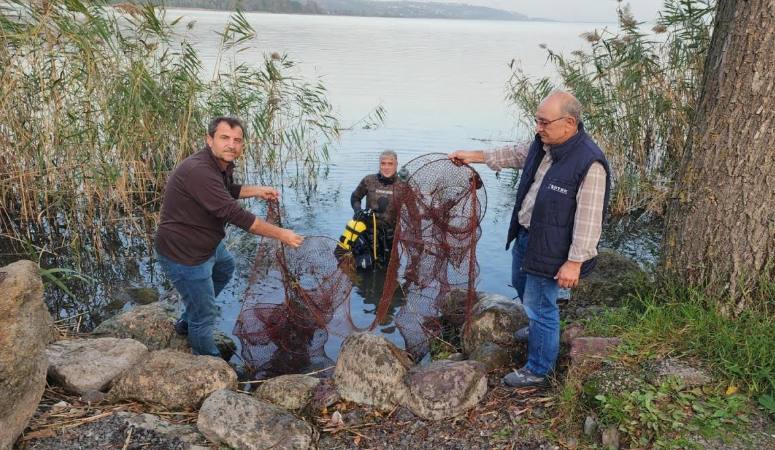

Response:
(279, 229), (304, 248)
(448, 150), (485, 166)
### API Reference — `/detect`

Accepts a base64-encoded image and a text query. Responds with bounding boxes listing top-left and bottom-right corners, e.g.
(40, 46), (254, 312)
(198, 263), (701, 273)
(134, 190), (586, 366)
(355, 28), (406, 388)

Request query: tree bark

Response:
(661, 0), (775, 312)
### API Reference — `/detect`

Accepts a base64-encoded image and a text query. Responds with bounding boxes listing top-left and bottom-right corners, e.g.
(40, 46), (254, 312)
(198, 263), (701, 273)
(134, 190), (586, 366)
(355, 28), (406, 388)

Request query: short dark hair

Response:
(207, 117), (245, 138)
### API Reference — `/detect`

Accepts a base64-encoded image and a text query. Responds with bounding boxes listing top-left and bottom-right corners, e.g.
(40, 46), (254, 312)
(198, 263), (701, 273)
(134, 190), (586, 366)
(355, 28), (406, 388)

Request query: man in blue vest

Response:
(449, 91), (610, 388)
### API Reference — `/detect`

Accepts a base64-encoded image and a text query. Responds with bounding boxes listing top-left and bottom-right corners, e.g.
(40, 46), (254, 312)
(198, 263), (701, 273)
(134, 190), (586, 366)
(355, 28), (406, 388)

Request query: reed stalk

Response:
(0, 0), (340, 267)
(507, 0), (715, 216)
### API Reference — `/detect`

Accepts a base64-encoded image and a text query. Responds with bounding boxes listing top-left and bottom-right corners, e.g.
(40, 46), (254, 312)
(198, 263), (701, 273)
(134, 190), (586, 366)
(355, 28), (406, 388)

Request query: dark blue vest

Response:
(507, 123), (611, 279)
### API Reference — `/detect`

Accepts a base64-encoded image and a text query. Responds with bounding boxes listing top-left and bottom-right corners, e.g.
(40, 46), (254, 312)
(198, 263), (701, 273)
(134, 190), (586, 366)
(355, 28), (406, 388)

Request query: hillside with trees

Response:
(133, 0), (532, 20)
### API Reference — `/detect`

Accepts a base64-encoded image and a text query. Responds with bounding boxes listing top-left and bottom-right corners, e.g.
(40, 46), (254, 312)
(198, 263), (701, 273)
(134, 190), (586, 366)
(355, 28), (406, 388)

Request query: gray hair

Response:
(379, 150), (398, 162)
(553, 91), (582, 123)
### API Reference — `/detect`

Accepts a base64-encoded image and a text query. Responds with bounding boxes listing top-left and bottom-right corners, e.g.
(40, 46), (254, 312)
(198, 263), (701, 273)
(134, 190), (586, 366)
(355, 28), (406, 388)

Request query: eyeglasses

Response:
(534, 116), (567, 127)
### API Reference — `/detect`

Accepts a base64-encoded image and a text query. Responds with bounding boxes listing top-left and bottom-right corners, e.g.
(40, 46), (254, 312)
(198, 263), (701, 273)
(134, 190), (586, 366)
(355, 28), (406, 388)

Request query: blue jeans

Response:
(156, 242), (235, 358)
(511, 228), (560, 376)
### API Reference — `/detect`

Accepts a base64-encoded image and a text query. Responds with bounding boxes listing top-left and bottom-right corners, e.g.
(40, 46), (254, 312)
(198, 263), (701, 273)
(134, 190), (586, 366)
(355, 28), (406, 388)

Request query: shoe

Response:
(173, 318), (189, 335)
(501, 367), (550, 388)
(513, 326), (529, 343)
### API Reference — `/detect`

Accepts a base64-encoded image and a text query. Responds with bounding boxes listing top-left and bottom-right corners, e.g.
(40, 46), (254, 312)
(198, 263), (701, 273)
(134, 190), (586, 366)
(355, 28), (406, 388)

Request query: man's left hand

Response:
(554, 260), (582, 289)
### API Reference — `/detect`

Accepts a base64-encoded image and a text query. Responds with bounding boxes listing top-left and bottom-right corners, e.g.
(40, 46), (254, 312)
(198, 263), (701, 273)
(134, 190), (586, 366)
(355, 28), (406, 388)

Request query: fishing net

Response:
(234, 153), (486, 378)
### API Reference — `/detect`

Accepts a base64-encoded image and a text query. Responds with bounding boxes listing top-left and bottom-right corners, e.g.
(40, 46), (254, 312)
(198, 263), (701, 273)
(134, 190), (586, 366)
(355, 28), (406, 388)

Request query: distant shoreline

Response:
(155, 7), (622, 24)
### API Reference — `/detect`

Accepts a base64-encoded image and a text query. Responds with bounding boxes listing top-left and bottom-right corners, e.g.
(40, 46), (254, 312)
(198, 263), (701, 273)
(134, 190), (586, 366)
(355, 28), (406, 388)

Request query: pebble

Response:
(80, 389), (106, 404)
(583, 415), (598, 436)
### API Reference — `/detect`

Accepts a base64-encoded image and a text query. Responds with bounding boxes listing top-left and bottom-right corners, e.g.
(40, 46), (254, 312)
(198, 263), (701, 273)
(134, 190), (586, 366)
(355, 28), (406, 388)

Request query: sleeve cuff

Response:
(568, 245), (597, 263)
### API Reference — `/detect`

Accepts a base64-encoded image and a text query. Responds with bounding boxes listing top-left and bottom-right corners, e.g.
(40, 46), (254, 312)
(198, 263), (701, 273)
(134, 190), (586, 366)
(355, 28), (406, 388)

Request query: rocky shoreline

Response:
(4, 253), (775, 450)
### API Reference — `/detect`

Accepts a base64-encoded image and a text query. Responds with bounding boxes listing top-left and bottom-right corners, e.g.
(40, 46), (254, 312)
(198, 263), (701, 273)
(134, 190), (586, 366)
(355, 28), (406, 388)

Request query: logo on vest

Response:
(548, 184), (568, 195)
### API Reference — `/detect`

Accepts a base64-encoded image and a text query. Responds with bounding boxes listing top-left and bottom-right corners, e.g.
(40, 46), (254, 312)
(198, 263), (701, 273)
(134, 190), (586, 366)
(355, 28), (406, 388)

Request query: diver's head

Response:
(378, 150), (398, 180)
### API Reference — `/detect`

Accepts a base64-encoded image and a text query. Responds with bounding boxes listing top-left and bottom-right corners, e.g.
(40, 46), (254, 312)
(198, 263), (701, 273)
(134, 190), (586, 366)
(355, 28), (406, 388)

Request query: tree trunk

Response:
(661, 0), (775, 312)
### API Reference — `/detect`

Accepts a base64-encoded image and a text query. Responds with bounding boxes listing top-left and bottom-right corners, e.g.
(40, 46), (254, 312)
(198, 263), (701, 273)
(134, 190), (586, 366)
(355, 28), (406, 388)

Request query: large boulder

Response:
(572, 249), (645, 306)
(254, 374), (321, 410)
(93, 302), (235, 361)
(0, 260), (54, 450)
(198, 390), (312, 450)
(461, 293), (528, 355)
(333, 333), (413, 410)
(403, 360), (488, 420)
(109, 349), (236, 409)
(46, 338), (148, 394)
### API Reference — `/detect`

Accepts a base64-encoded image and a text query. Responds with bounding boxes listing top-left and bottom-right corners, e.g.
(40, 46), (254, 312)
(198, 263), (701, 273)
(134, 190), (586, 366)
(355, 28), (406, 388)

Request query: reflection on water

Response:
(0, 12), (658, 363)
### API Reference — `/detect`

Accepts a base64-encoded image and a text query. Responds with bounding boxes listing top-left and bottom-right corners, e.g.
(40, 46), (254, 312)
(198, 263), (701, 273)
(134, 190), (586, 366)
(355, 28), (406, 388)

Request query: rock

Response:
(582, 360), (639, 407)
(93, 302), (236, 361)
(117, 411), (202, 443)
(46, 337), (148, 394)
(80, 389), (106, 404)
(570, 337), (622, 365)
(333, 333), (413, 410)
(109, 349), (236, 409)
(467, 342), (511, 371)
(403, 360), (487, 420)
(461, 292), (528, 355)
(645, 358), (712, 388)
(126, 286), (160, 305)
(254, 374), (321, 410)
(309, 379), (340, 411)
(447, 352), (465, 362)
(0, 260), (54, 450)
(560, 322), (585, 345)
(198, 390), (312, 450)
(601, 425), (620, 449)
(583, 415), (598, 436)
(572, 249), (645, 306)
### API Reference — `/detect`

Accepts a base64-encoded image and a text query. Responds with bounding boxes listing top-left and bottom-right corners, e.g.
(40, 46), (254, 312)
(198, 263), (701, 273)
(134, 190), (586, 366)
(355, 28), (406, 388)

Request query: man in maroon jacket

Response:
(155, 117), (303, 358)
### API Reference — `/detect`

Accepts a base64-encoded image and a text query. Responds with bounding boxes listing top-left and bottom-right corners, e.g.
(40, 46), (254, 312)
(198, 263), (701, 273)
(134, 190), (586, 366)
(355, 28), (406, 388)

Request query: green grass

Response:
(584, 280), (775, 396)
(551, 277), (775, 448)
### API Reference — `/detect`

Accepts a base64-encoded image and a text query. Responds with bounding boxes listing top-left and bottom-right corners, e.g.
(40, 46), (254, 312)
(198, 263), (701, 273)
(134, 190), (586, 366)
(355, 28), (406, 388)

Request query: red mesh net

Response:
(234, 153), (486, 378)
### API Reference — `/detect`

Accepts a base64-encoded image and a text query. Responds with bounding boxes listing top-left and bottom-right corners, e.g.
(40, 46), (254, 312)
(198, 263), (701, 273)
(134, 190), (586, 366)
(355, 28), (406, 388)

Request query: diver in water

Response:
(347, 150), (400, 269)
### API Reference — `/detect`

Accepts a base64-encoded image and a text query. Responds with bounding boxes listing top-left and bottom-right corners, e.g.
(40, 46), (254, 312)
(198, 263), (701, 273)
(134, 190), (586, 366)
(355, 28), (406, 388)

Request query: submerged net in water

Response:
(233, 154), (486, 378)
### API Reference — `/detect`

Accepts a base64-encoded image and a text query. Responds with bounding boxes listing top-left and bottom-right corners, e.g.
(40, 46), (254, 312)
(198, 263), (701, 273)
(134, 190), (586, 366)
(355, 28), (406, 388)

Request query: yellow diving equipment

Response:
(338, 215), (369, 251)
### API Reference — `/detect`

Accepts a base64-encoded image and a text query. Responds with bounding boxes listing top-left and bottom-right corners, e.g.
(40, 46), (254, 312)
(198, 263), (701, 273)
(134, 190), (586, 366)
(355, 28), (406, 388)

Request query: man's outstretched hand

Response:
(279, 229), (304, 248)
(448, 150), (485, 166)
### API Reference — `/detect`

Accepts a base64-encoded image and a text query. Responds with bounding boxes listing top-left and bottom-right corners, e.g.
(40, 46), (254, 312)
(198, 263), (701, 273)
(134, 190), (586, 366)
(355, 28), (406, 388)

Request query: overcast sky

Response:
(373, 0), (665, 23)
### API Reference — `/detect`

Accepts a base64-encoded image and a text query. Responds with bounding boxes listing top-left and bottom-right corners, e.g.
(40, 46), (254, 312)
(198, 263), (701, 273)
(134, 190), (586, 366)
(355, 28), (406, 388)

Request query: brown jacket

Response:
(155, 147), (256, 265)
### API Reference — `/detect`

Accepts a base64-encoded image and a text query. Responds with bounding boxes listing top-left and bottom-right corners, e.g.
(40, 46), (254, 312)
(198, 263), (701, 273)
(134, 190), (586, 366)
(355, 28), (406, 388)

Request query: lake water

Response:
(43, 11), (662, 367)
